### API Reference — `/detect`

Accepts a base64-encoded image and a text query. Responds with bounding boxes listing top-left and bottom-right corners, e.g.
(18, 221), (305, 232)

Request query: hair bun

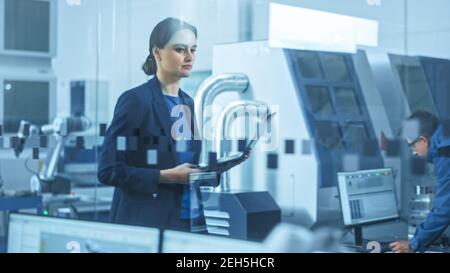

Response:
(142, 54), (156, 76)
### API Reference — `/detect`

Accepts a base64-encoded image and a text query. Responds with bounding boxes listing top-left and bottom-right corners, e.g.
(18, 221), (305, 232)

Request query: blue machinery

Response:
(0, 195), (43, 213)
(204, 41), (450, 240)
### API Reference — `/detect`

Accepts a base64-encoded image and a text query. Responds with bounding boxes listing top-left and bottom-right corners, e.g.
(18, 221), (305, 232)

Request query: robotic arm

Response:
(14, 120), (39, 158)
(14, 117), (91, 191)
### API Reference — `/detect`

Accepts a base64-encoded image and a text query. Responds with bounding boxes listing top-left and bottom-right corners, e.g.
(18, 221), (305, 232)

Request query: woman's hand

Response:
(160, 163), (200, 184)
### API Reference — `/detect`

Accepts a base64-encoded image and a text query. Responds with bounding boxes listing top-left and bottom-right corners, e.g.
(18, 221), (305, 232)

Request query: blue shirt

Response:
(163, 95), (196, 220)
(410, 126), (450, 252)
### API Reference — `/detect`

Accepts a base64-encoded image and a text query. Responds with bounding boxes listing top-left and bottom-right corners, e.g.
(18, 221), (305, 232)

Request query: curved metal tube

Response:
(215, 100), (269, 190)
(194, 73), (249, 165)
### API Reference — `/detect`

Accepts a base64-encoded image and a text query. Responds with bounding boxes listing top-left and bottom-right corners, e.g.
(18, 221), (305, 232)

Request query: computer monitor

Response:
(337, 168), (399, 245)
(162, 229), (264, 253)
(0, 0), (57, 57)
(1, 78), (56, 134)
(7, 213), (160, 253)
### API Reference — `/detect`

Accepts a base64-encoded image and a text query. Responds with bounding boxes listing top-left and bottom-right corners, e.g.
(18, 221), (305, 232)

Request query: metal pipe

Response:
(194, 73), (249, 165)
(215, 100), (269, 191)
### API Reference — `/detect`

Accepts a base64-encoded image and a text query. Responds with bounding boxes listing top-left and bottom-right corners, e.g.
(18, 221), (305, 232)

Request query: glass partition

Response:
(1, 0), (450, 252)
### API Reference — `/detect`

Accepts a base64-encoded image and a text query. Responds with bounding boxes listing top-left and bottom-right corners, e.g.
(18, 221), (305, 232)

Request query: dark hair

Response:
(142, 17), (197, 76)
(407, 110), (439, 140)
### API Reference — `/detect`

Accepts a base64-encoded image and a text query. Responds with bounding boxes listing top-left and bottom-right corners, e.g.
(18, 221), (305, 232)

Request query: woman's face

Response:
(154, 29), (197, 78)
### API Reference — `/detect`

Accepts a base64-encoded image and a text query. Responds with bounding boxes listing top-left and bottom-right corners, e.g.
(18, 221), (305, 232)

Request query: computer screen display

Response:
(3, 80), (50, 133)
(4, 0), (50, 52)
(337, 168), (399, 226)
(7, 213), (159, 253)
(162, 230), (264, 253)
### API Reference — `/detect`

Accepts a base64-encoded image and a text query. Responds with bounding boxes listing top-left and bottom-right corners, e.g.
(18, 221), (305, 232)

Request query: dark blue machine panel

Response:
(391, 54), (450, 120)
(419, 57), (450, 120)
(70, 81), (86, 117)
(285, 50), (384, 188)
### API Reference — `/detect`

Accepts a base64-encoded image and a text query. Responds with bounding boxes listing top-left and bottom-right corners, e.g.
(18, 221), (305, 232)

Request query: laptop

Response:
(196, 112), (276, 174)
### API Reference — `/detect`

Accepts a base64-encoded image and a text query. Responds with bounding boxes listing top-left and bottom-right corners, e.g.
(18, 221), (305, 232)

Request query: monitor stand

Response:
(353, 226), (363, 246)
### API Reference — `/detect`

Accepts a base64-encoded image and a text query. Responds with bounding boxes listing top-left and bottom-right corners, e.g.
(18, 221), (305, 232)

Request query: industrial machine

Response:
(206, 41), (450, 244)
(357, 48), (450, 241)
(208, 41), (384, 229)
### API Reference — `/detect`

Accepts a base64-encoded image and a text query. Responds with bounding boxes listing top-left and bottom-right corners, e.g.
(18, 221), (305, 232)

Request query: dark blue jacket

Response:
(97, 76), (200, 230)
(410, 126), (450, 252)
